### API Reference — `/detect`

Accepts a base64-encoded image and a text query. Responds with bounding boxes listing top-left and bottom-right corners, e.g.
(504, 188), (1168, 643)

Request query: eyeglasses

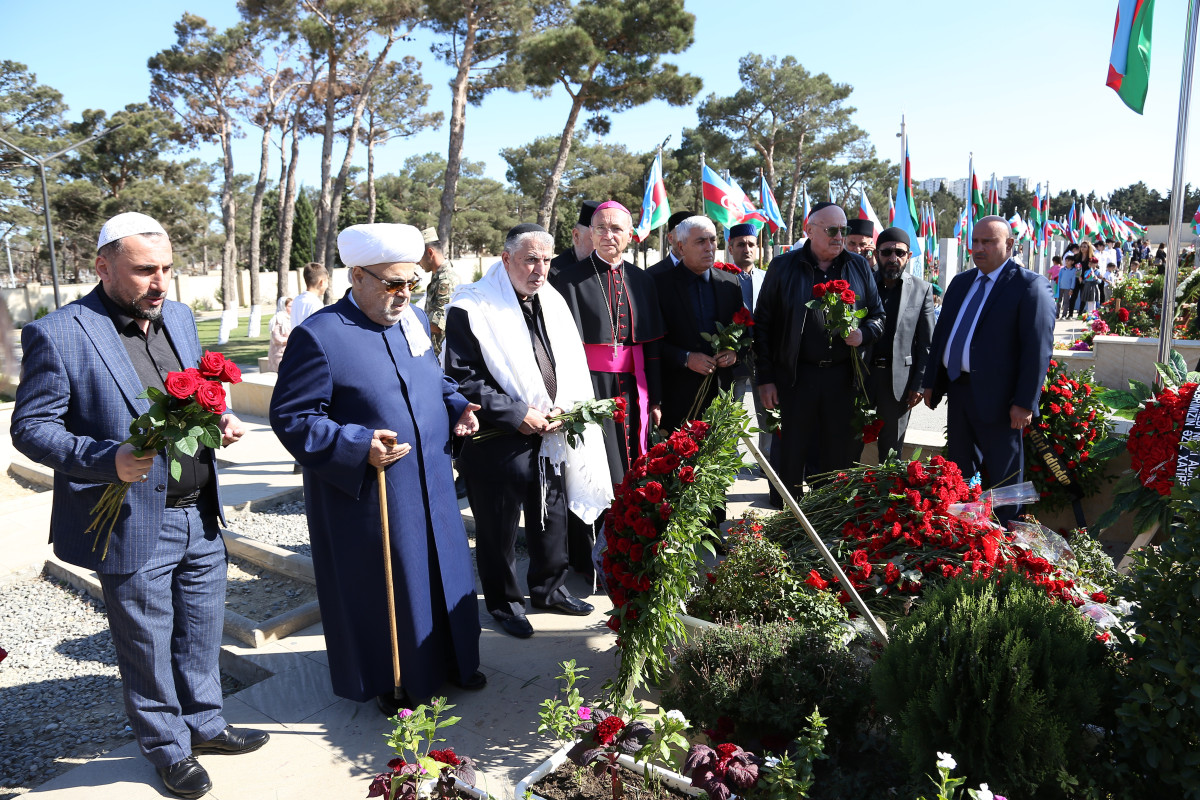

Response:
(878, 247), (909, 258)
(820, 226), (851, 238)
(356, 265), (419, 294)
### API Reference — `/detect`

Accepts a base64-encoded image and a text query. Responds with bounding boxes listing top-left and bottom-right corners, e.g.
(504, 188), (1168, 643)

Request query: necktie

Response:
(947, 274), (988, 382)
(523, 299), (557, 401)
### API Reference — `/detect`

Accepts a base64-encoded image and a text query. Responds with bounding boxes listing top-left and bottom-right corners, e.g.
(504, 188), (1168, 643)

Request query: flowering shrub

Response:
(1097, 350), (1200, 534)
(1023, 360), (1119, 511)
(371, 698), (476, 799)
(601, 389), (749, 698)
(760, 457), (1086, 622)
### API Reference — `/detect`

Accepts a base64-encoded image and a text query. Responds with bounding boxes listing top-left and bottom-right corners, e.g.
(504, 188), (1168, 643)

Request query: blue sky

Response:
(0, 0), (1193, 200)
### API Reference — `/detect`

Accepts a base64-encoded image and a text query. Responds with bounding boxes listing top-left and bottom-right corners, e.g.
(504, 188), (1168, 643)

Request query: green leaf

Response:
(170, 458), (182, 482)
(1096, 389), (1141, 410)
(175, 436), (199, 457)
(1129, 379), (1154, 402)
(1170, 349), (1189, 383)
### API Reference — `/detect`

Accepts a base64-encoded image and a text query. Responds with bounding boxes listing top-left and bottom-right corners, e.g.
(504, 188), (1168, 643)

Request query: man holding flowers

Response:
(753, 202), (885, 493)
(11, 212), (263, 799)
(444, 224), (609, 638)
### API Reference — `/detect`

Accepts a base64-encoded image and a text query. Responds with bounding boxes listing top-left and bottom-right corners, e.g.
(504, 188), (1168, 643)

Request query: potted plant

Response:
(368, 697), (491, 799)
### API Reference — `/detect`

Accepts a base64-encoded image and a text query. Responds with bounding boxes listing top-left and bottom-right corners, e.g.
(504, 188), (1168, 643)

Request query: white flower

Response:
(973, 783), (994, 800)
(665, 709), (689, 727)
(936, 752), (957, 771)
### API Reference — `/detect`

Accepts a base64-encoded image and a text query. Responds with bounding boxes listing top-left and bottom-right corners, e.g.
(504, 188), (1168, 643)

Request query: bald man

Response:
(753, 202), (885, 495)
(922, 215), (1054, 524)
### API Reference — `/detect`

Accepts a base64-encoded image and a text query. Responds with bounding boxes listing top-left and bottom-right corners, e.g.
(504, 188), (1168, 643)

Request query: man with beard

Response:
(445, 224), (610, 638)
(647, 210), (695, 274)
(551, 201), (664, 575)
(845, 218), (876, 269)
(867, 228), (935, 461)
(754, 202), (885, 495)
(653, 215), (744, 431)
(270, 223), (485, 716)
(549, 200), (600, 278)
(11, 212), (264, 799)
(922, 216), (1054, 524)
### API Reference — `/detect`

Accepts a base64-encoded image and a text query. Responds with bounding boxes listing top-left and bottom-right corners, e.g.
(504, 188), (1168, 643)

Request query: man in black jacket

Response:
(753, 202), (885, 494)
(549, 200), (599, 279)
(653, 215), (744, 431)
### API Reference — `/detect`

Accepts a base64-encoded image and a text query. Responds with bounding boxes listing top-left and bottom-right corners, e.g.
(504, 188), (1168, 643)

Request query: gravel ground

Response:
(0, 576), (246, 798)
(227, 500), (312, 557)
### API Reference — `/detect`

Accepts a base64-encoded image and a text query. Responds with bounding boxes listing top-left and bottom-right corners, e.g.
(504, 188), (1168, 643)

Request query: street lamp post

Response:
(0, 123), (124, 308)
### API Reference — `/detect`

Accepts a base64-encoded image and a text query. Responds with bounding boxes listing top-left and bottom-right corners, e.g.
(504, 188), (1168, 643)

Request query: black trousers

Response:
(869, 365), (912, 461)
(778, 361), (856, 492)
(466, 460), (570, 619)
(946, 380), (1025, 526)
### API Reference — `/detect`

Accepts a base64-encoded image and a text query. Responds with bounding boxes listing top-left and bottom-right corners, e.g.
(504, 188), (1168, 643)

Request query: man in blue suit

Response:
(922, 215), (1055, 523)
(11, 212), (267, 799)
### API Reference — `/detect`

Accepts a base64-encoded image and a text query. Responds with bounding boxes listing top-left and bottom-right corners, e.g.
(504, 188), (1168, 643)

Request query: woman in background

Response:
(267, 296), (293, 373)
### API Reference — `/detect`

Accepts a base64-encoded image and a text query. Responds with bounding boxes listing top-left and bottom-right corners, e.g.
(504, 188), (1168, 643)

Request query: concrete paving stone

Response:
(231, 655), (343, 725)
(272, 619), (331, 667)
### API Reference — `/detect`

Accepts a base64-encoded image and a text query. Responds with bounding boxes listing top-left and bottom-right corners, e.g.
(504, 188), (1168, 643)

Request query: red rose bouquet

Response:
(683, 306), (756, 421)
(1097, 350), (1200, 534)
(754, 457), (1085, 621)
(806, 279), (868, 390)
(1023, 360), (1120, 512)
(85, 350), (242, 559)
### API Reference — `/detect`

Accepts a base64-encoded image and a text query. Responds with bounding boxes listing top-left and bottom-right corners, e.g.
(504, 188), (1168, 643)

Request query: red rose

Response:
(219, 359), (242, 384)
(164, 370), (200, 400)
(1090, 591), (1108, 603)
(629, 543), (644, 563)
(1117, 307), (1130, 322)
(606, 616), (621, 632)
(839, 289), (856, 304)
(831, 280), (850, 292)
(198, 350), (226, 378)
(812, 284), (827, 299)
(673, 437), (699, 458)
(643, 481), (664, 504)
(732, 307), (755, 327)
(612, 397), (627, 424)
(195, 380), (227, 414)
(658, 502), (672, 519)
(679, 466), (695, 483)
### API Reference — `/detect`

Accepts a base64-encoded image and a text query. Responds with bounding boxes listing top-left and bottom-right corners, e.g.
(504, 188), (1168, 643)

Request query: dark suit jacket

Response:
(647, 253), (680, 275)
(923, 259), (1055, 421)
(653, 262), (744, 429)
(11, 288), (223, 574)
(875, 271), (936, 402)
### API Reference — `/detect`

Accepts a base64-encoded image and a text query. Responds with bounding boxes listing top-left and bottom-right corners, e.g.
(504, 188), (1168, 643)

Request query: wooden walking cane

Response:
(377, 436), (403, 701)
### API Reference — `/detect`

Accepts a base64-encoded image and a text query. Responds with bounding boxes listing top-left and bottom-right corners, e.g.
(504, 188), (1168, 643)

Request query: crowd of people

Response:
(9, 204), (1055, 798)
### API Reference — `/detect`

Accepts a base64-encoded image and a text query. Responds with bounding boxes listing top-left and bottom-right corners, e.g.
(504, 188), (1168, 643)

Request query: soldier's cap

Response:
(420, 227), (439, 245)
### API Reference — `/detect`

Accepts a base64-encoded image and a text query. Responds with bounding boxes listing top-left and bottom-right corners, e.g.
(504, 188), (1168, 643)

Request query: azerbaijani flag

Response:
(970, 171), (985, 224)
(858, 190), (884, 243)
(727, 176), (767, 230)
(801, 185), (812, 230)
(1067, 201), (1079, 243)
(701, 165), (745, 229)
(759, 175), (787, 233)
(894, 141), (922, 271)
(1192, 200), (1200, 235)
(987, 175), (1000, 215)
(1107, 0), (1156, 114)
(954, 206), (967, 242)
(633, 151), (671, 243)
(1123, 216), (1147, 238)
(887, 188), (895, 225)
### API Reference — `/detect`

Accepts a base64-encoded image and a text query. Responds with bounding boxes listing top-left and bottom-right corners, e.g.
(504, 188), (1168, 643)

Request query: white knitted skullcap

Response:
(96, 212), (168, 251)
(337, 224), (425, 267)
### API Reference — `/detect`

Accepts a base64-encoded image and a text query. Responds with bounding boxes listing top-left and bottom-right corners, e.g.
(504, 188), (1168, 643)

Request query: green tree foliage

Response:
(872, 573), (1115, 797)
(1109, 488), (1200, 799)
(518, 0), (702, 226)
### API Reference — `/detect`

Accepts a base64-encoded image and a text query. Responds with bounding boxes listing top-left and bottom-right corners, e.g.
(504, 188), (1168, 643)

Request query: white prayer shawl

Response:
(447, 261), (613, 523)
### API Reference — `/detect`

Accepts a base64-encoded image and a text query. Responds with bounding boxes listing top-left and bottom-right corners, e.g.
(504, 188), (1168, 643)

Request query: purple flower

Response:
(397, 708), (413, 719)
(577, 706), (592, 720)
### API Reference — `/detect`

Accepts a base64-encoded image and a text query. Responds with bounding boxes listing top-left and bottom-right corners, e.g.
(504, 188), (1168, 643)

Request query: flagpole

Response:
(698, 151), (706, 216)
(1158, 0), (1200, 366)
(756, 166), (766, 265)
(656, 143), (666, 265)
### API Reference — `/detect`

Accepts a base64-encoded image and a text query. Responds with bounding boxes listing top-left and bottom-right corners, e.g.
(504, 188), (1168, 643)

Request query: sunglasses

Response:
(357, 265), (419, 294)
(820, 226), (851, 238)
(878, 247), (909, 258)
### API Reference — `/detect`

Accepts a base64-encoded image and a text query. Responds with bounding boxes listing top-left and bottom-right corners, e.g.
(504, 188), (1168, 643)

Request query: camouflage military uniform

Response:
(424, 264), (459, 356)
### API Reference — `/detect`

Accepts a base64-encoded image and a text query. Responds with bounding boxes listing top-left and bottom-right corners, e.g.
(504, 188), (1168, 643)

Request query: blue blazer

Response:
(923, 260), (1055, 422)
(10, 287), (223, 574)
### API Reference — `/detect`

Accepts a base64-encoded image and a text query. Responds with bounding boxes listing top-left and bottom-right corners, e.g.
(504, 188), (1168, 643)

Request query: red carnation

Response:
(812, 284), (827, 299)
(839, 288), (856, 304)
(643, 481), (664, 504)
(732, 307), (755, 327)
(1117, 307), (1130, 322)
(679, 465), (695, 483)
(195, 380), (227, 414)
(164, 370), (200, 400)
(612, 397), (627, 423)
(198, 350), (226, 378)
(1090, 591), (1108, 603)
(804, 569), (829, 591)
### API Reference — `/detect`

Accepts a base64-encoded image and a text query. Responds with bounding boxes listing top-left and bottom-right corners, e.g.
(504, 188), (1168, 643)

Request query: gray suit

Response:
(869, 271), (935, 459)
(11, 288), (229, 768)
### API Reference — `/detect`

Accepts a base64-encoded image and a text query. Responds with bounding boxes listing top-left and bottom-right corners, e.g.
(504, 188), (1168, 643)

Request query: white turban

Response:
(97, 212), (168, 251)
(337, 223), (425, 267)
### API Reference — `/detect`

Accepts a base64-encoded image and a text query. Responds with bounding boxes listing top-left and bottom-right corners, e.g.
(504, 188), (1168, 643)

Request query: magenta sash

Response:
(583, 342), (651, 456)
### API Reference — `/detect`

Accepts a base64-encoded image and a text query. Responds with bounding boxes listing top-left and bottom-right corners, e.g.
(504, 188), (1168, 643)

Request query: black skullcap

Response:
(667, 210), (694, 232)
(808, 201), (840, 216)
(576, 200), (601, 227)
(505, 222), (546, 243)
(728, 223), (757, 239)
(847, 218), (874, 237)
(875, 227), (910, 249)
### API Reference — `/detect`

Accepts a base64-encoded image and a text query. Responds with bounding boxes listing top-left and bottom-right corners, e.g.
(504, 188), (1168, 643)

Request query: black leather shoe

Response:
(376, 691), (415, 717)
(191, 726), (270, 756)
(157, 756), (212, 799)
(497, 615), (534, 638)
(534, 595), (594, 616)
(450, 670), (488, 690)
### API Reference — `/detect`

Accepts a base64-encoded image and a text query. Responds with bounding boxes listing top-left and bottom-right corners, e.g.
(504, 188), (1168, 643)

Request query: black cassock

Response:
(550, 253), (664, 484)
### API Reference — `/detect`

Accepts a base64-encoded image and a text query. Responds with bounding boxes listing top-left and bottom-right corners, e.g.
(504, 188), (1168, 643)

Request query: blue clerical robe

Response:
(269, 295), (480, 702)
